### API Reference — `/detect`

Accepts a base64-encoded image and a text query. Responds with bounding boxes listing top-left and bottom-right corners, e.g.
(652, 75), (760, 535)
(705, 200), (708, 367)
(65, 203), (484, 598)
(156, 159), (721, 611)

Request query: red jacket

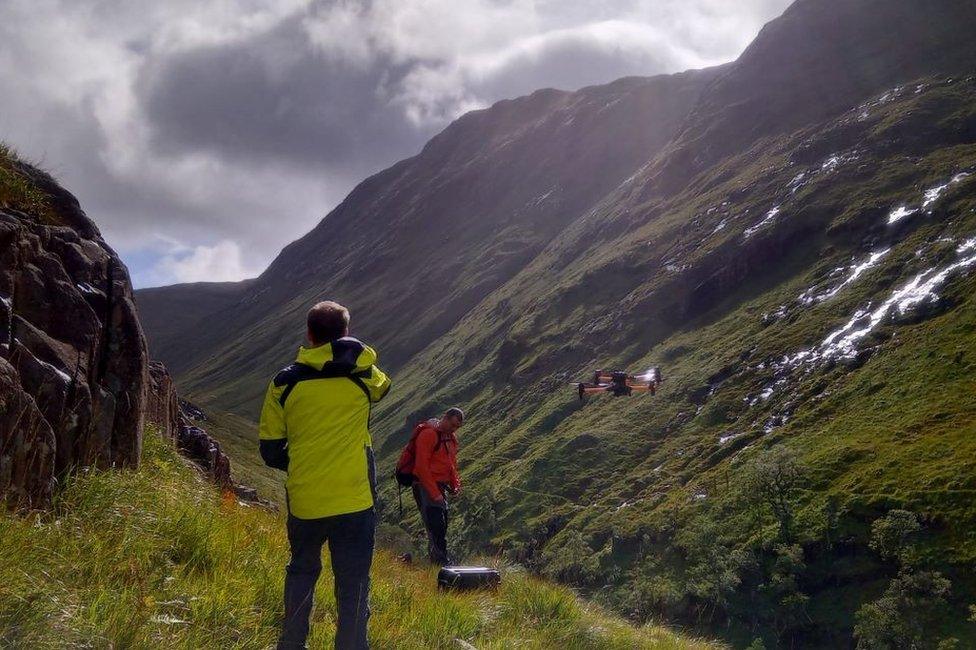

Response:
(414, 425), (460, 500)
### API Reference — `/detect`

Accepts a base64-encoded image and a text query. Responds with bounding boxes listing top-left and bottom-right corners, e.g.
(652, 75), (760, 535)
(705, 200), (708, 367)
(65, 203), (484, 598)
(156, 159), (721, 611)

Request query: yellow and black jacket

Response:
(258, 337), (391, 519)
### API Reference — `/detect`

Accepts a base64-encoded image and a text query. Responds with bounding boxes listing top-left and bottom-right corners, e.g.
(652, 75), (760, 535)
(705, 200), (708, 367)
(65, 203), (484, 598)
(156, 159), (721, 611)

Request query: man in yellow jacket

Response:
(259, 300), (391, 650)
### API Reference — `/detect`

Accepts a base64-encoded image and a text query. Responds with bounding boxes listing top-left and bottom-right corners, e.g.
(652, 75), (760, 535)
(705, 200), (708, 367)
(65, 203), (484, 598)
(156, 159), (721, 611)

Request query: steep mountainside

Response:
(381, 75), (976, 646)
(138, 67), (723, 413)
(138, 0), (976, 646)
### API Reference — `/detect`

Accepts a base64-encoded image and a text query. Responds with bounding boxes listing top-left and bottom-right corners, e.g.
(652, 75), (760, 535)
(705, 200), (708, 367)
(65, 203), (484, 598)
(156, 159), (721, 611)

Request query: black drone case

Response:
(437, 566), (501, 591)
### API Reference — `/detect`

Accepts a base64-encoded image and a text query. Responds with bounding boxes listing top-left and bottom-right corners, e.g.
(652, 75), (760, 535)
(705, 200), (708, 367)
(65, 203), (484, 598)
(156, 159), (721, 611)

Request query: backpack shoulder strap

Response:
(274, 363), (311, 406)
(275, 362), (371, 406)
(410, 424), (444, 452)
(411, 422), (428, 441)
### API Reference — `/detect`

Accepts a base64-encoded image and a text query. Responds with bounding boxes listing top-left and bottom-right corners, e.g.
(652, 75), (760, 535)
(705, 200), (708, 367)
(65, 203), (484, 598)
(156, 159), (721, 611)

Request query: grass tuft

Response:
(0, 143), (55, 221)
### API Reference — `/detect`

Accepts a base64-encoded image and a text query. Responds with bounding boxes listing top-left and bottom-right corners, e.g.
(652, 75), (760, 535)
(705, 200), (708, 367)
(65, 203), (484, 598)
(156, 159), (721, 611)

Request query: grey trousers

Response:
(279, 508), (375, 650)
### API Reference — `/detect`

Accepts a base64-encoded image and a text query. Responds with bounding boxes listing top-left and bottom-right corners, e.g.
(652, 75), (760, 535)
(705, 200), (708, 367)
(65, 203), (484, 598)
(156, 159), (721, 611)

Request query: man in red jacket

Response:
(412, 407), (463, 565)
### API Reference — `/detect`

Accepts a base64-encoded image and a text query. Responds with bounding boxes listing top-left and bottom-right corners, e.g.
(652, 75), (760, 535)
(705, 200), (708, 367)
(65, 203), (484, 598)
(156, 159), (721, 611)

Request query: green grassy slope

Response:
(365, 77), (976, 646)
(0, 431), (719, 650)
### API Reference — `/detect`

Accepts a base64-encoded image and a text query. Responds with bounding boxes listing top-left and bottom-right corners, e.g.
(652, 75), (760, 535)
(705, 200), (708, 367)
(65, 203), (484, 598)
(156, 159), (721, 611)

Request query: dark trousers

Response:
(412, 483), (451, 565)
(279, 507), (375, 650)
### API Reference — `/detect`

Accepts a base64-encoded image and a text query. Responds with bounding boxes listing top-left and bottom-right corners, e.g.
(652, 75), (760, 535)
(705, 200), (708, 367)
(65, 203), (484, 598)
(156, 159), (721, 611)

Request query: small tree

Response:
(743, 447), (805, 542)
(868, 509), (921, 565)
(854, 568), (951, 649)
(854, 510), (952, 649)
(674, 516), (751, 623)
(760, 544), (810, 637)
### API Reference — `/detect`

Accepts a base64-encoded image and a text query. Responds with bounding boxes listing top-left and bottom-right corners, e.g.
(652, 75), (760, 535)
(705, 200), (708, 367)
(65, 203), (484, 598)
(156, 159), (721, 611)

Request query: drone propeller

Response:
(633, 367), (663, 383)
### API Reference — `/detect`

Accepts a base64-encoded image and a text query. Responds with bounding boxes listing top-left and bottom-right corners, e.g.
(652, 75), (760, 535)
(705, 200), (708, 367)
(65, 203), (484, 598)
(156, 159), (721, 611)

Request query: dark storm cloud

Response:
(140, 15), (426, 175)
(136, 5), (704, 176)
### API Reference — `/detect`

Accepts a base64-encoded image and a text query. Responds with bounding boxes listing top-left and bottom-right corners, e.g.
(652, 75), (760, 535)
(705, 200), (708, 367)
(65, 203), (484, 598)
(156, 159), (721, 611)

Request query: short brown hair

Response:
(307, 301), (350, 344)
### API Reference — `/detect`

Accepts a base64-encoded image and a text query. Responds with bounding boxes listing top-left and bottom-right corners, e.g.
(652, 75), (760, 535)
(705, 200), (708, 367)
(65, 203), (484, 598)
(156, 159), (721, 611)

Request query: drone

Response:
(572, 368), (663, 400)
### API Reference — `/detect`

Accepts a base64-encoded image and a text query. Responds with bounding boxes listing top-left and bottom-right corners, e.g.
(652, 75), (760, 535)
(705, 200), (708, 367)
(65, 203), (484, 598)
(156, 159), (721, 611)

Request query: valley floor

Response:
(0, 430), (720, 649)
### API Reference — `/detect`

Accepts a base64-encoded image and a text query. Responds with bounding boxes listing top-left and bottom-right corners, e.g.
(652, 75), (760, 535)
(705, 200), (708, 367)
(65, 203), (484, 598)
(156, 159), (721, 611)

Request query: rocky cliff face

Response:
(1, 156), (148, 508)
(146, 360), (179, 442)
(0, 153), (254, 508)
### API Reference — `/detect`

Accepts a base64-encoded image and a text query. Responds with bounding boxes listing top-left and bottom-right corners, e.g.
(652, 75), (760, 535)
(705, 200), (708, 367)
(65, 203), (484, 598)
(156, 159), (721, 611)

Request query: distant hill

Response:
(137, 280), (251, 376)
(137, 0), (976, 645)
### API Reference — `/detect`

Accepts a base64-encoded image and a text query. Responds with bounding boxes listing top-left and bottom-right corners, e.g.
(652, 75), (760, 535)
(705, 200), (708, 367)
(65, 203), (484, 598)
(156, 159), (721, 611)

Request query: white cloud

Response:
(154, 240), (258, 284)
(392, 18), (716, 126)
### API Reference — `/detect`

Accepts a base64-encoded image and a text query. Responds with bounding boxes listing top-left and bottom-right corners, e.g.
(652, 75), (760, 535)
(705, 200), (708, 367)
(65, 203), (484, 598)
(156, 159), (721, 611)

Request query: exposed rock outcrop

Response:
(1, 158), (148, 508)
(0, 153), (268, 511)
(146, 360), (179, 442)
(146, 361), (268, 505)
(0, 357), (55, 504)
(177, 396), (273, 507)
(145, 361), (229, 487)
(177, 420), (232, 488)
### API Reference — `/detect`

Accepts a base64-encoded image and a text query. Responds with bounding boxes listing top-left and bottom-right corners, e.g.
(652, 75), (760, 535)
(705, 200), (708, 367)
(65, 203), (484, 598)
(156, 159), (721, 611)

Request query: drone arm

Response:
(629, 384), (656, 395)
